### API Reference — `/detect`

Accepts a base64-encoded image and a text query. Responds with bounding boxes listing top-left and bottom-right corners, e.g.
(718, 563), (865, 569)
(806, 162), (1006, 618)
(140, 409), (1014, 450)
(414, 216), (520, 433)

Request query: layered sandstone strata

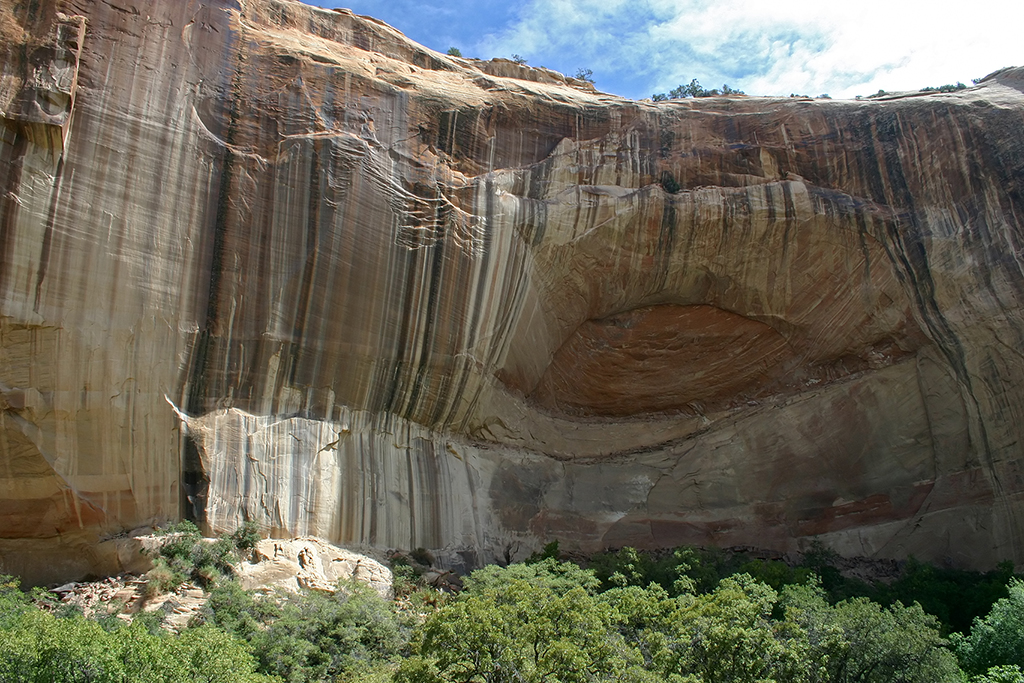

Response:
(1, 0), (1023, 582)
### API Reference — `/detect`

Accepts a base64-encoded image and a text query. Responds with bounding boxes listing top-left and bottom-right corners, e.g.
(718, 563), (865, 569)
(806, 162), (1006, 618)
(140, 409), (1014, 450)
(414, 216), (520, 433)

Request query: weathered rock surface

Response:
(1, 0), (1023, 582)
(236, 537), (392, 598)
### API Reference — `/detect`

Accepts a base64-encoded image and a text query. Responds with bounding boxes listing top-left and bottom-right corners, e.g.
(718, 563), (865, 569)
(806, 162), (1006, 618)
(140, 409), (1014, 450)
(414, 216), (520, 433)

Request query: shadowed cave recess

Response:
(0, 0), (1023, 584)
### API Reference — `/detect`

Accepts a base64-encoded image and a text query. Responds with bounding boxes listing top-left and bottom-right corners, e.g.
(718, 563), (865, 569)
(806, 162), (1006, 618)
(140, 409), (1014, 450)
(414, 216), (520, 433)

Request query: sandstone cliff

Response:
(1, 0), (1023, 583)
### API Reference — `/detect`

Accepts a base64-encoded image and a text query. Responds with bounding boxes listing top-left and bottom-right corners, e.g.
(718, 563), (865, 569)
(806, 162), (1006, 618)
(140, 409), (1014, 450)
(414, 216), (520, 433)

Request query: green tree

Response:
(952, 578), (1024, 676)
(397, 561), (640, 683)
(600, 583), (681, 671)
(111, 622), (184, 682)
(973, 665), (1024, 683)
(464, 556), (601, 595)
(0, 606), (275, 683)
(780, 581), (962, 683)
(252, 580), (406, 682)
(193, 579), (280, 640)
(173, 624), (277, 683)
(659, 79), (743, 99)
(657, 574), (806, 683)
(588, 546), (723, 595)
(573, 68), (595, 84)
(738, 558), (813, 591)
(0, 608), (126, 682)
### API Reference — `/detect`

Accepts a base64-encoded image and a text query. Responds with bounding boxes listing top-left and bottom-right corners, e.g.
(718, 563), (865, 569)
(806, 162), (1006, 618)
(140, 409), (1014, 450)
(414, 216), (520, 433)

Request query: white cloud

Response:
(472, 0), (1024, 99)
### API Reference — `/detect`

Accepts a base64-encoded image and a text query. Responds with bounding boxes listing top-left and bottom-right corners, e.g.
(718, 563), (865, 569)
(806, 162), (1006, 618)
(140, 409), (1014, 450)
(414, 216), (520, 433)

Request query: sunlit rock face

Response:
(1, 0), (1023, 582)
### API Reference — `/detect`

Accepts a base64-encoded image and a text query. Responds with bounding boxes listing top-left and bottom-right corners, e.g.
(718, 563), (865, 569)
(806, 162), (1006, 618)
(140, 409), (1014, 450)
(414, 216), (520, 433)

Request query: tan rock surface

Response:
(235, 537), (392, 598)
(0, 0), (1022, 581)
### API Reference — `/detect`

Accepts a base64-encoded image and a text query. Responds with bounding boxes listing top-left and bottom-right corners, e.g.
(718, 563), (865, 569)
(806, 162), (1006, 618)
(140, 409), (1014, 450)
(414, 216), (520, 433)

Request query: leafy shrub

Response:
(525, 540), (560, 564)
(147, 520), (253, 591)
(0, 607), (274, 682)
(173, 624), (278, 683)
(878, 559), (1014, 635)
(145, 559), (181, 597)
(400, 562), (963, 683)
(7, 539), (1024, 682)
(658, 171), (681, 194)
(573, 68), (595, 84)
(155, 520), (202, 562)
(588, 546), (656, 589)
(922, 82), (967, 92)
(250, 580), (407, 681)
(0, 575), (34, 628)
(193, 579), (279, 640)
(231, 521), (262, 552)
(389, 557), (421, 600)
(0, 608), (127, 682)
(652, 79), (745, 100)
(445, 47), (461, 57)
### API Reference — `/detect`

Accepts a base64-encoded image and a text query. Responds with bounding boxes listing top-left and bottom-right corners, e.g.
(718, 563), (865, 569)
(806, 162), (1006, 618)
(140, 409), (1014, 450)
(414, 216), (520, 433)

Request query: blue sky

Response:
(306, 0), (1023, 100)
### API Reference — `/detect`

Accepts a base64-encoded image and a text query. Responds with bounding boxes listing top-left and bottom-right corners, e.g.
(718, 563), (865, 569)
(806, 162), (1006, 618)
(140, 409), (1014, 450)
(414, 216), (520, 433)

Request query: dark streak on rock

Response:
(0, 133), (27, 293)
(32, 156), (63, 312)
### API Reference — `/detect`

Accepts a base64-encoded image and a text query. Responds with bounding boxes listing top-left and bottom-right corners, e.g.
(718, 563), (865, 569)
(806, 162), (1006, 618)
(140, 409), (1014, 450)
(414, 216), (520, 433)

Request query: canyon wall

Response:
(1, 0), (1023, 583)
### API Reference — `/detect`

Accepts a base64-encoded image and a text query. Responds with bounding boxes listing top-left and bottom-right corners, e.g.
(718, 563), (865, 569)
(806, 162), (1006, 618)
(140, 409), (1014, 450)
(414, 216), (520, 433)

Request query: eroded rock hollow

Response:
(2, 0), (1023, 583)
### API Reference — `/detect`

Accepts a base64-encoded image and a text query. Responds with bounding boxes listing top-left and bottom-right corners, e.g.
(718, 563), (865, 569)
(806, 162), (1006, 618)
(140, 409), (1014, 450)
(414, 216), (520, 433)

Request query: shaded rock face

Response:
(0, 0), (1023, 582)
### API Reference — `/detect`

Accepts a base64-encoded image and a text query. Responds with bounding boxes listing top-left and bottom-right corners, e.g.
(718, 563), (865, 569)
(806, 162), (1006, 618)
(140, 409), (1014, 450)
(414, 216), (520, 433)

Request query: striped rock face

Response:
(1, 0), (1023, 583)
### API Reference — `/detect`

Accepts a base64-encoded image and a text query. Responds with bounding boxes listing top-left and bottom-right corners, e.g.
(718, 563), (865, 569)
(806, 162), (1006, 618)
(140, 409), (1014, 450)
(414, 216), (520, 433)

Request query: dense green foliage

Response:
(395, 560), (964, 683)
(148, 519), (244, 592)
(398, 564), (634, 682)
(2, 535), (1023, 682)
(0, 577), (274, 682)
(586, 542), (1016, 636)
(237, 581), (405, 679)
(921, 82), (968, 92)
(781, 582), (962, 682)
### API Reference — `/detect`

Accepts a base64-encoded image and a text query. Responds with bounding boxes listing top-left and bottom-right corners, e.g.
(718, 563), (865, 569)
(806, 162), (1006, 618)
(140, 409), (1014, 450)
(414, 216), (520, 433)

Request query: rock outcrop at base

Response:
(236, 537), (392, 598)
(1, 0), (1023, 582)
(47, 536), (391, 629)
